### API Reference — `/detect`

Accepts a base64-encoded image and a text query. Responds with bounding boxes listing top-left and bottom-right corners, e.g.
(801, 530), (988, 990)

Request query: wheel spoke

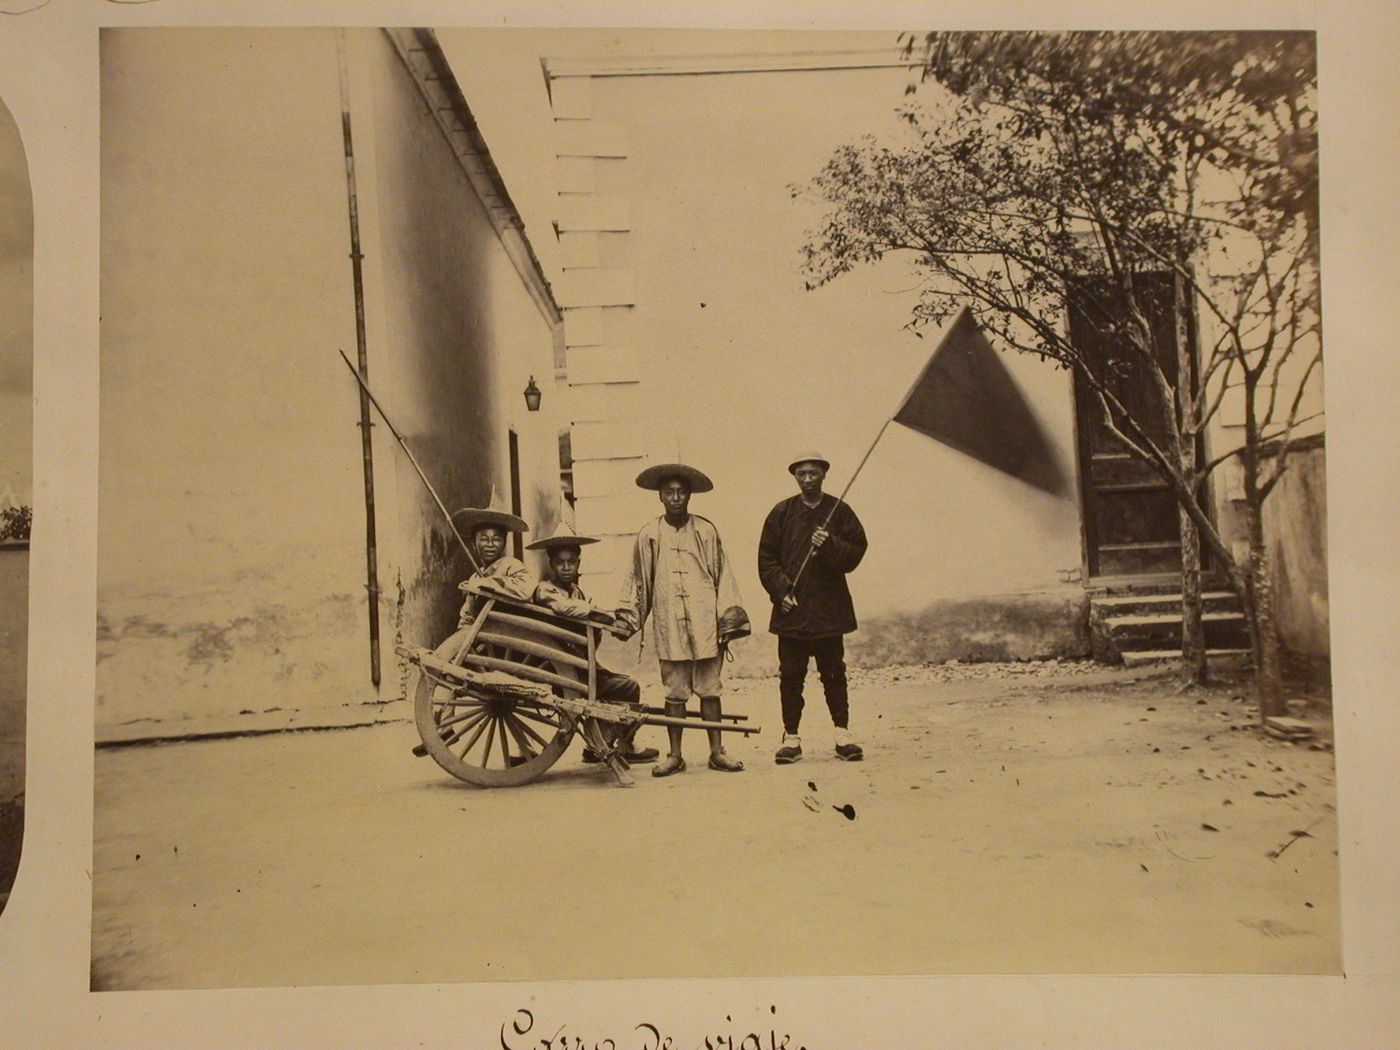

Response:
(497, 715), (512, 767)
(512, 703), (562, 730)
(504, 710), (550, 750)
(431, 687), (481, 708)
(437, 700), (488, 725)
(438, 707), (489, 737)
(502, 714), (541, 759)
(455, 713), (492, 761)
(426, 683), (457, 704)
(478, 716), (498, 769)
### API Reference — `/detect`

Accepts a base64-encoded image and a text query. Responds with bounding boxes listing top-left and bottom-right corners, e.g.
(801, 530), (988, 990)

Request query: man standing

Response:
(615, 463), (750, 776)
(758, 452), (868, 764)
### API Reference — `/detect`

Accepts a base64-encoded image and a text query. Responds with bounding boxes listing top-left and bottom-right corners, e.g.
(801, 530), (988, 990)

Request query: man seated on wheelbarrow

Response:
(528, 521), (659, 766)
(452, 502), (536, 627)
(409, 502), (538, 767)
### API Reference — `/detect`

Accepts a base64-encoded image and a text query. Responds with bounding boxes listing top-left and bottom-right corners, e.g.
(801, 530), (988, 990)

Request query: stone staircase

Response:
(1088, 588), (1253, 669)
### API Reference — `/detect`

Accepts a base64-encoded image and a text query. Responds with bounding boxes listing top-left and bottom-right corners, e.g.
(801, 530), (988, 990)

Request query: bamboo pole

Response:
(336, 33), (382, 688)
(338, 349), (482, 575)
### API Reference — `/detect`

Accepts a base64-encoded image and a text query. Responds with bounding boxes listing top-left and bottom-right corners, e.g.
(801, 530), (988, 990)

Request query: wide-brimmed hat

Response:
(787, 450), (831, 474)
(635, 462), (714, 493)
(526, 520), (599, 552)
(453, 488), (528, 536)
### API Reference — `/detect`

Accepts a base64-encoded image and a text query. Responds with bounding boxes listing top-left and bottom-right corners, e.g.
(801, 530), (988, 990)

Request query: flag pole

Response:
(786, 415), (892, 594)
(338, 350), (482, 575)
(786, 309), (970, 595)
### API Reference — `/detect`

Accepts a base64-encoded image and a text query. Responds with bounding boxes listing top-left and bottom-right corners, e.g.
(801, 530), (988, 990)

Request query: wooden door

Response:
(1067, 273), (1195, 580)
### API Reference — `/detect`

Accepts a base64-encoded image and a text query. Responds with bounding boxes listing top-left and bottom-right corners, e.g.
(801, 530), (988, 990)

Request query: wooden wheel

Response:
(413, 619), (581, 787)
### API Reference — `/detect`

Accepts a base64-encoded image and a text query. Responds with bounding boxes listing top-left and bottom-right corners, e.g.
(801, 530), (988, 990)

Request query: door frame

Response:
(507, 428), (524, 561)
(1064, 270), (1212, 587)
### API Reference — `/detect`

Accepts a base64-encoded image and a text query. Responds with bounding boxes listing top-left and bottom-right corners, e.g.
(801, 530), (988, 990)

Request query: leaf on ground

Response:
(1201, 823), (1220, 832)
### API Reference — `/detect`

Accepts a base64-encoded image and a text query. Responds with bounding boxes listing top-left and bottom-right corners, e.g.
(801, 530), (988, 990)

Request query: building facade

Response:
(539, 50), (1328, 670)
(98, 28), (568, 728)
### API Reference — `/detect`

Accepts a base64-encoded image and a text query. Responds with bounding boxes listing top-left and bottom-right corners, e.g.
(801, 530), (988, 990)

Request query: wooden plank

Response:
(487, 609), (591, 645)
(587, 626), (598, 703)
(474, 630), (590, 673)
(462, 653), (585, 695)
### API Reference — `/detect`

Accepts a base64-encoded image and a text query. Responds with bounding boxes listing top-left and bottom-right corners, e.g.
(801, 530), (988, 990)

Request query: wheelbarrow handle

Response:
(634, 703), (748, 723)
(636, 712), (761, 736)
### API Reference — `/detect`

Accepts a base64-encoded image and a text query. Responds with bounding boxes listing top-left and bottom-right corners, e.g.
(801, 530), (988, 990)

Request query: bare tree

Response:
(797, 31), (1320, 715)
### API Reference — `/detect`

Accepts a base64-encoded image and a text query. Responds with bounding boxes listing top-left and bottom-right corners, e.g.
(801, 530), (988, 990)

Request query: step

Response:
(1091, 591), (1238, 617)
(1109, 613), (1251, 652)
(1120, 648), (1252, 669)
(1106, 610), (1247, 628)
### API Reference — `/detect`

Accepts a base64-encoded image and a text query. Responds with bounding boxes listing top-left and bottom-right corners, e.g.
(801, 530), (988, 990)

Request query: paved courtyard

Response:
(91, 663), (1339, 989)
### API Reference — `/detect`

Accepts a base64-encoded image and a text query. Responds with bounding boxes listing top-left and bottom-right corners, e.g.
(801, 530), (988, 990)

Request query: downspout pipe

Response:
(337, 31), (382, 689)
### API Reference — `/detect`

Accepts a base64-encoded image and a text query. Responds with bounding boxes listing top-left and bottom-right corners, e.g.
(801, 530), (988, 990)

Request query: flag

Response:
(891, 308), (1067, 496)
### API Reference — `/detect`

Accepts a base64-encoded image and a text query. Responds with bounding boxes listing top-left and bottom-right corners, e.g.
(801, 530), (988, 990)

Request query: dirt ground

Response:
(90, 663), (1339, 990)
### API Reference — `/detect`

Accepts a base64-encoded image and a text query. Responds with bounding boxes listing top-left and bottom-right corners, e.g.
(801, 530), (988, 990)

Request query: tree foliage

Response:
(798, 31), (1321, 711)
(0, 505), (30, 543)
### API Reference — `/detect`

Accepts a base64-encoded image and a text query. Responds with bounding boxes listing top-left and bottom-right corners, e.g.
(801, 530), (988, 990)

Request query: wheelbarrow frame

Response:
(400, 585), (759, 787)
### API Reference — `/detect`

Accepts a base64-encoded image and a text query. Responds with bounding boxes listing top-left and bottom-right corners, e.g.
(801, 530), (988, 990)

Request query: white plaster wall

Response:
(98, 30), (370, 726)
(98, 29), (567, 726)
(575, 71), (1084, 620)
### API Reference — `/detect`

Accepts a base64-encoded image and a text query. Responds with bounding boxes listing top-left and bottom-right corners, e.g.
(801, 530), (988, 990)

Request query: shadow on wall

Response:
(596, 587), (1091, 684)
(1261, 438), (1329, 659)
(846, 589), (1091, 668)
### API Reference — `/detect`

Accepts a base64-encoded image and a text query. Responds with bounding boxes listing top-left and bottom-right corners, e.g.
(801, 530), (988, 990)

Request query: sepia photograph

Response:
(0, 91), (31, 922)
(90, 24), (1338, 991)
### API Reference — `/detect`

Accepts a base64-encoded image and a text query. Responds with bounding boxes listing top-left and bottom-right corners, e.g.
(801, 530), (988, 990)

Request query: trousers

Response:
(597, 665), (641, 706)
(777, 634), (848, 734)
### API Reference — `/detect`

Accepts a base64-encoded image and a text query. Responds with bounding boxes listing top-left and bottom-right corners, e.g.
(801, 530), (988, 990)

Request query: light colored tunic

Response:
(533, 577), (596, 619)
(616, 515), (744, 662)
(456, 555), (534, 626)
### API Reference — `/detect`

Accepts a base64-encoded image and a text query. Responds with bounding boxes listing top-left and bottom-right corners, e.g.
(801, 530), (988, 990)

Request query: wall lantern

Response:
(523, 376), (542, 412)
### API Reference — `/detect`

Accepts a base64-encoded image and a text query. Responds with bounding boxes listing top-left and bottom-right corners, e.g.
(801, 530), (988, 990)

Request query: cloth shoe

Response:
(774, 733), (803, 764)
(582, 745), (659, 764)
(834, 726), (863, 762)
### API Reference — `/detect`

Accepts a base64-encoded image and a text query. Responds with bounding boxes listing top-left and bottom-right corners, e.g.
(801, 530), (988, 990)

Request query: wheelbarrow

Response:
(398, 585), (761, 787)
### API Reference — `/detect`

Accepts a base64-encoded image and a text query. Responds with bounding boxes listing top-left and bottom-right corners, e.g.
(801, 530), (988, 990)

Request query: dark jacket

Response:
(757, 493), (867, 638)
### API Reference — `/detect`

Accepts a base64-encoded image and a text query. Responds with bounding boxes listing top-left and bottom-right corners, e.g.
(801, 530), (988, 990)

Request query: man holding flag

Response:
(753, 310), (1066, 767)
(758, 452), (868, 764)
